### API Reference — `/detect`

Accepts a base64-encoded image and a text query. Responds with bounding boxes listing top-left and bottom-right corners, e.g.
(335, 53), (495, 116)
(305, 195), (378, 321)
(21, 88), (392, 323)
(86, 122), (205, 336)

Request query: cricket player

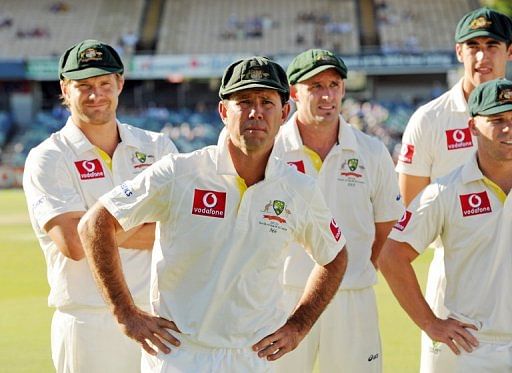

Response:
(380, 78), (512, 372)
(395, 8), (512, 371)
(78, 56), (348, 372)
(273, 49), (404, 372)
(23, 39), (177, 372)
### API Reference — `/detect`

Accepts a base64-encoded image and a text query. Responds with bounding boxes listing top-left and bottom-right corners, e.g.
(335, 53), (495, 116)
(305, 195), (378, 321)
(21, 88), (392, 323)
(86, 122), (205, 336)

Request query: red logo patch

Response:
(398, 144), (415, 164)
(393, 210), (412, 231)
(287, 160), (305, 174)
(74, 159), (105, 180)
(329, 218), (342, 242)
(459, 191), (492, 217)
(446, 128), (473, 150)
(192, 189), (226, 218)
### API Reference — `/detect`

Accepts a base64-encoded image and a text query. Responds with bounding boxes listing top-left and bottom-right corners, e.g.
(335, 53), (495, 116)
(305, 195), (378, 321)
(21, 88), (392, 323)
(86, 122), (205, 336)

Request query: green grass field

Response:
(0, 188), (431, 372)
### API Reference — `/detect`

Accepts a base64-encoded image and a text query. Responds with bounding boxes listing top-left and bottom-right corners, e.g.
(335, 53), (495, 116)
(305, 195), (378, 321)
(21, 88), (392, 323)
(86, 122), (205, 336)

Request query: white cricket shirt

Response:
(273, 114), (404, 290)
(23, 118), (177, 309)
(390, 155), (512, 339)
(100, 131), (345, 348)
(396, 79), (477, 180)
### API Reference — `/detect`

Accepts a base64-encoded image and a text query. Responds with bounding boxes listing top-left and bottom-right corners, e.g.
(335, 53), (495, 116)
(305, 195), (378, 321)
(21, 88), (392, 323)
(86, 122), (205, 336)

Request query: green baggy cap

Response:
(59, 39), (124, 80)
(287, 49), (348, 85)
(455, 7), (512, 43)
(219, 56), (289, 100)
(468, 79), (512, 117)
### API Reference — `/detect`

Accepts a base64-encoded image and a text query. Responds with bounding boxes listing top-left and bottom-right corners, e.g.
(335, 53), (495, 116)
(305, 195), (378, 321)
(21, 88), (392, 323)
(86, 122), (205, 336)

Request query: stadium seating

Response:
(157, 0), (360, 55)
(0, 0), (144, 58)
(377, 0), (472, 52)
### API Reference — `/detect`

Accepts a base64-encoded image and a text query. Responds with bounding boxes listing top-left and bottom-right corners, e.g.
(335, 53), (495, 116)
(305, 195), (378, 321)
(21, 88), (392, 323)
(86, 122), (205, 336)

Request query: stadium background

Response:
(0, 0), (510, 371)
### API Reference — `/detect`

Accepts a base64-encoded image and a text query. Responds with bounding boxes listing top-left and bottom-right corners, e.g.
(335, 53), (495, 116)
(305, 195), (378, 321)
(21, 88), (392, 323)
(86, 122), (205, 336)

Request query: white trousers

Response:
(420, 247), (454, 373)
(455, 340), (512, 373)
(51, 308), (143, 373)
(141, 335), (273, 373)
(274, 286), (382, 373)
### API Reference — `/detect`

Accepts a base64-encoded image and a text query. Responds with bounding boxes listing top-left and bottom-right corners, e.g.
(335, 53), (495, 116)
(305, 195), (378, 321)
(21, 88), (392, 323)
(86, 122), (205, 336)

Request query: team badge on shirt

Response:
(393, 210), (412, 231)
(132, 151), (155, 169)
(191, 189), (226, 218)
(398, 144), (414, 164)
(287, 160), (305, 174)
(261, 199), (289, 224)
(459, 191), (492, 217)
(74, 159), (105, 180)
(445, 128), (473, 150)
(259, 199), (290, 233)
(339, 158), (365, 186)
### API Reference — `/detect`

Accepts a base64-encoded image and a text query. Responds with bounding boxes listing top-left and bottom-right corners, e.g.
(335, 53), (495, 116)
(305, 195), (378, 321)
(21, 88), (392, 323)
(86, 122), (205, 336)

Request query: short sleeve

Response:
(372, 143), (405, 222)
(395, 108), (434, 177)
(23, 148), (86, 232)
(100, 155), (174, 231)
(388, 182), (444, 254)
(294, 184), (346, 266)
(159, 133), (179, 156)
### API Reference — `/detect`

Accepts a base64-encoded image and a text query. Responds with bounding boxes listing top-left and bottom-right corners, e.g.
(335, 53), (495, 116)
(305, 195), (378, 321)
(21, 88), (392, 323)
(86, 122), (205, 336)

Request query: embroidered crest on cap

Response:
(469, 16), (492, 30)
(80, 48), (103, 63)
(316, 53), (337, 62)
(246, 67), (270, 80)
(498, 88), (512, 103)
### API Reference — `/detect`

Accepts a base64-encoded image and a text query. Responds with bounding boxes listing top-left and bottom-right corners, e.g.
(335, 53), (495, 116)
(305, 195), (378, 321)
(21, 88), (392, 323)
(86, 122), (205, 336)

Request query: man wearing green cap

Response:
(379, 78), (512, 372)
(395, 7), (512, 372)
(273, 49), (403, 372)
(22, 39), (177, 372)
(78, 56), (348, 372)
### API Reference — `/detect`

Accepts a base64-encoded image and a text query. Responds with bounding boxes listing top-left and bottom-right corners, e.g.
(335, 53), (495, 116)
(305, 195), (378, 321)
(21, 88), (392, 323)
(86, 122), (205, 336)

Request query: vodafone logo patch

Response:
(446, 128), (473, 150)
(287, 160), (305, 174)
(329, 218), (342, 242)
(192, 189), (226, 218)
(393, 210), (412, 231)
(459, 191), (492, 217)
(74, 159), (105, 180)
(398, 144), (414, 164)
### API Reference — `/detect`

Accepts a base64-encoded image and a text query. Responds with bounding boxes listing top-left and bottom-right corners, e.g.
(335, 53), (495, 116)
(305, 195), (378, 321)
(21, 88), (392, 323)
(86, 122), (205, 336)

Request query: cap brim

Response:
(61, 67), (123, 80)
(457, 30), (507, 43)
(475, 103), (512, 116)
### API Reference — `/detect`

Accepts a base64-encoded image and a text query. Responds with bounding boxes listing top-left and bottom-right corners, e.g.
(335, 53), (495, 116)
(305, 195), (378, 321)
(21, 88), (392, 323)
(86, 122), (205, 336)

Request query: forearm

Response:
(78, 205), (137, 319)
(371, 220), (397, 269)
(379, 248), (436, 331)
(117, 223), (156, 250)
(288, 248), (347, 334)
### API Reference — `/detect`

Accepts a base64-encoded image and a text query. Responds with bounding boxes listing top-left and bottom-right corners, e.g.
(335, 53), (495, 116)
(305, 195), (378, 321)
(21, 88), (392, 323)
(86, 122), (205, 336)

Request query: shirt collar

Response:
(215, 127), (281, 181)
(450, 78), (469, 113)
(59, 116), (141, 154)
(277, 112), (358, 153)
(60, 117), (95, 154)
(461, 152), (483, 184)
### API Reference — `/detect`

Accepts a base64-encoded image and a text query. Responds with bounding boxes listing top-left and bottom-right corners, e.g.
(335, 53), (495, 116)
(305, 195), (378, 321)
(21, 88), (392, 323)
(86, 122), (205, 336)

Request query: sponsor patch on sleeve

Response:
(192, 189), (226, 218)
(393, 210), (412, 231)
(459, 191), (492, 217)
(287, 160), (305, 174)
(329, 218), (342, 241)
(398, 144), (415, 164)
